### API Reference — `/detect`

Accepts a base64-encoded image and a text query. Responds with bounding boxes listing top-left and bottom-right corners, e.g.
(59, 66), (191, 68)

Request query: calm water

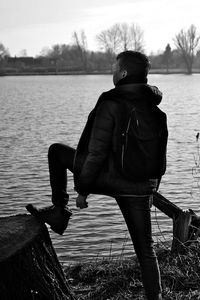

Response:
(0, 74), (200, 265)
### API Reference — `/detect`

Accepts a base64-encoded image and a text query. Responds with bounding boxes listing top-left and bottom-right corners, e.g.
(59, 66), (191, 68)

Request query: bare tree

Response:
(118, 23), (145, 52)
(0, 43), (10, 60)
(72, 30), (88, 71)
(173, 24), (200, 74)
(118, 23), (130, 51)
(0, 43), (10, 69)
(97, 22), (145, 58)
(96, 24), (121, 54)
(96, 24), (122, 70)
(49, 44), (62, 73)
(162, 44), (172, 73)
(129, 23), (145, 52)
(39, 46), (51, 57)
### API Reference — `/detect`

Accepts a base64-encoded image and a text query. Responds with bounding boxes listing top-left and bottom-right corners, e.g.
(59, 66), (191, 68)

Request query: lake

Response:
(0, 74), (200, 265)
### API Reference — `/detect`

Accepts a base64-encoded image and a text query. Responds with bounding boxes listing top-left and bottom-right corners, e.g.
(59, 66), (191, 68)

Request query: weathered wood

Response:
(153, 192), (200, 252)
(153, 192), (182, 219)
(171, 210), (193, 252)
(0, 214), (76, 300)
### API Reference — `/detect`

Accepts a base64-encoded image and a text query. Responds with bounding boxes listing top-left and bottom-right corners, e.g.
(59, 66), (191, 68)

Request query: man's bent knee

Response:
(48, 143), (61, 159)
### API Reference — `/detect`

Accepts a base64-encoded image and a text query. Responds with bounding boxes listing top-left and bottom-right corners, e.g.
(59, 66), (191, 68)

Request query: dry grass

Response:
(65, 243), (200, 299)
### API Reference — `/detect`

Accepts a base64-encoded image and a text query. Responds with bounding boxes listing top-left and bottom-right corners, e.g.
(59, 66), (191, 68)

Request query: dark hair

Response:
(116, 51), (150, 78)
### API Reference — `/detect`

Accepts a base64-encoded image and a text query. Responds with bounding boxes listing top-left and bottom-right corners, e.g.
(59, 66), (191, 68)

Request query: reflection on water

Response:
(0, 74), (200, 264)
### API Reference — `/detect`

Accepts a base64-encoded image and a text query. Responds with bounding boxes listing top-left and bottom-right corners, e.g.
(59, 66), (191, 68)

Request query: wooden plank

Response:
(153, 192), (182, 219)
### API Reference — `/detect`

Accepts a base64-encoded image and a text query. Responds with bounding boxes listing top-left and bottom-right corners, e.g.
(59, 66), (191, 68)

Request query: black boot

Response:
(26, 204), (72, 235)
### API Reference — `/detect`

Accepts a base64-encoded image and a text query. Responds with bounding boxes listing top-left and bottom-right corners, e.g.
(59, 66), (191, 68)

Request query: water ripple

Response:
(0, 74), (200, 264)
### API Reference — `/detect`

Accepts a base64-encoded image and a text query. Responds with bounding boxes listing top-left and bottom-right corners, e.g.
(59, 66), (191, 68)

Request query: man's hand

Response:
(76, 194), (88, 209)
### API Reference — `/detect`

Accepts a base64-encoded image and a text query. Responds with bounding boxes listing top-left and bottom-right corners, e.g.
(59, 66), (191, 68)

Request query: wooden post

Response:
(153, 192), (200, 252)
(0, 214), (76, 300)
(171, 210), (192, 252)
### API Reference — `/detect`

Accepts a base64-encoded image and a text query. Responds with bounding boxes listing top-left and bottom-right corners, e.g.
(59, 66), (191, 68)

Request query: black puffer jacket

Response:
(73, 83), (168, 196)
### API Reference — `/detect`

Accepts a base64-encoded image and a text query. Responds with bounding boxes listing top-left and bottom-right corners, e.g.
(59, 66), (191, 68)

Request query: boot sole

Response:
(25, 204), (70, 235)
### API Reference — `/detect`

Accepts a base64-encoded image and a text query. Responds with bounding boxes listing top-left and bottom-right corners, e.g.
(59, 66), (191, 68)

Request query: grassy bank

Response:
(64, 243), (200, 299)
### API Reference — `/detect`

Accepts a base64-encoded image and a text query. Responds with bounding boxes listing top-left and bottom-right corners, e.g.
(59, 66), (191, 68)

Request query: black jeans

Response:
(48, 143), (162, 299)
(48, 143), (75, 206)
(116, 196), (162, 299)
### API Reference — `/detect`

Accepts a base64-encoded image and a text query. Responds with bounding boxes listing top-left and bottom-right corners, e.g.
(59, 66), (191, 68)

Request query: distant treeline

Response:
(0, 50), (199, 76)
(0, 48), (200, 75)
(0, 23), (200, 75)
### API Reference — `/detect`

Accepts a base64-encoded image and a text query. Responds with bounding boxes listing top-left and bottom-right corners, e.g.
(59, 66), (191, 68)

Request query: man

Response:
(27, 51), (167, 300)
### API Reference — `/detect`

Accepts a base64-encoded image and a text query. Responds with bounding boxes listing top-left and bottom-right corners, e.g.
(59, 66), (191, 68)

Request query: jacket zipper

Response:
(121, 107), (136, 170)
(121, 133), (125, 169)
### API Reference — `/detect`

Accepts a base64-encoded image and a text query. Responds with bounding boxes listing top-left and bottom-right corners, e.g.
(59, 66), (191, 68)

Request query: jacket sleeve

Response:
(76, 100), (117, 195)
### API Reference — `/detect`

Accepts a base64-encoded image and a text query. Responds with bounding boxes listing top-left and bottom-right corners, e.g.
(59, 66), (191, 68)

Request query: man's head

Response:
(113, 51), (151, 86)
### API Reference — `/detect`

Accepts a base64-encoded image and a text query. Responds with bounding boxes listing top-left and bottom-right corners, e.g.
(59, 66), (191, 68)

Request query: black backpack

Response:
(116, 100), (168, 181)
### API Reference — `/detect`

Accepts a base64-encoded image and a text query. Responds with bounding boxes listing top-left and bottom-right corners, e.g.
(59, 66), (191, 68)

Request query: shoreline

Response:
(1, 69), (200, 76)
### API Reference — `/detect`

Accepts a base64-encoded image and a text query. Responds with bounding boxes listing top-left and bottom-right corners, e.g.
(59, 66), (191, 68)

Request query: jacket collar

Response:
(114, 83), (162, 106)
(116, 74), (147, 86)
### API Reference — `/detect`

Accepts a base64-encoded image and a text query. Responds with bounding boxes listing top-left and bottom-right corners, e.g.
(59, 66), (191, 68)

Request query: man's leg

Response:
(26, 143), (75, 235)
(48, 143), (75, 206)
(116, 196), (162, 300)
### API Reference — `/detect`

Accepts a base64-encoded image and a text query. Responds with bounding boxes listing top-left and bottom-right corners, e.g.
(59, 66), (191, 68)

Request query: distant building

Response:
(7, 56), (34, 66)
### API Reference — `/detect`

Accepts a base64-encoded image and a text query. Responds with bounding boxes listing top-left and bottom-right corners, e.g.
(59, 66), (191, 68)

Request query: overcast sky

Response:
(0, 0), (200, 57)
